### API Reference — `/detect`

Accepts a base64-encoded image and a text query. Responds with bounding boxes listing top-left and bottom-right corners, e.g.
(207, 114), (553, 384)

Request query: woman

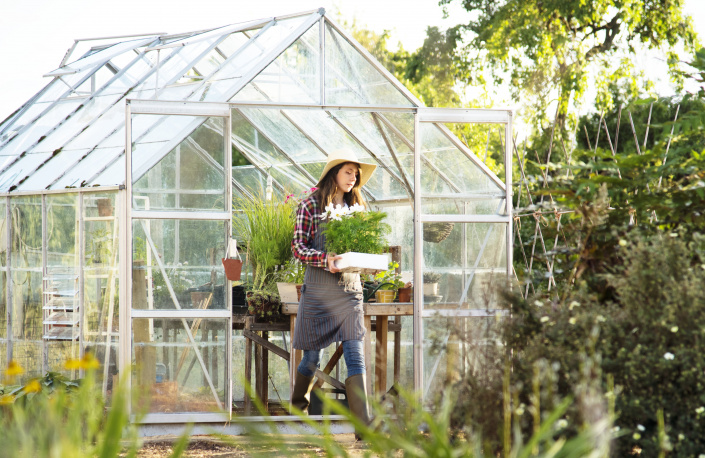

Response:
(290, 149), (377, 429)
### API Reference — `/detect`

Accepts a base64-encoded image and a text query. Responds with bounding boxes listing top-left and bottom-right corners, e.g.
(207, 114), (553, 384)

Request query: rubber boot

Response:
(290, 371), (316, 414)
(345, 374), (371, 440)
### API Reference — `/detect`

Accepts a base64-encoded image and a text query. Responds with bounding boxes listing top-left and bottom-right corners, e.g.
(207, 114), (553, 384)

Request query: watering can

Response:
(362, 282), (396, 302)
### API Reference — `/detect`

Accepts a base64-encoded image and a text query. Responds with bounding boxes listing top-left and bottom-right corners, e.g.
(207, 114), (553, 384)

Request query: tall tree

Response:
(440, 0), (699, 135)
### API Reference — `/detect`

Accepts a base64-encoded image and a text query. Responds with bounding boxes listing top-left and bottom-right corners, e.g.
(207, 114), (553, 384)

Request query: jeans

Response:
(297, 340), (365, 378)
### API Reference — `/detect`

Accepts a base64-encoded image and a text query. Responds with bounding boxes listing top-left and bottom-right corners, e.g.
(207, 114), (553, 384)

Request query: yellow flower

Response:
(5, 360), (24, 377)
(24, 379), (42, 393)
(64, 353), (101, 371)
(0, 394), (16, 405)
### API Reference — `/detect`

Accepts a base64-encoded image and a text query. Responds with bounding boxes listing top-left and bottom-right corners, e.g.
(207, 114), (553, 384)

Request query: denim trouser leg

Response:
(298, 349), (322, 377)
(342, 340), (365, 378)
(298, 340), (366, 378)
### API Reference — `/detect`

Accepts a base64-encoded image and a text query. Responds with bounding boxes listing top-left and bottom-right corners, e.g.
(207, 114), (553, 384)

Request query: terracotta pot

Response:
(375, 289), (396, 303)
(97, 198), (113, 217)
(222, 258), (243, 281)
(397, 287), (412, 303)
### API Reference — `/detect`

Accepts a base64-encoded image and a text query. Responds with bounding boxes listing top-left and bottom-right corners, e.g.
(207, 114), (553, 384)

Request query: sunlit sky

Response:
(1, 0), (704, 123)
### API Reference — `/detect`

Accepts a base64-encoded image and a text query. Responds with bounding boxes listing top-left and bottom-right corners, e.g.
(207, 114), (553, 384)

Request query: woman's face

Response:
(335, 162), (359, 193)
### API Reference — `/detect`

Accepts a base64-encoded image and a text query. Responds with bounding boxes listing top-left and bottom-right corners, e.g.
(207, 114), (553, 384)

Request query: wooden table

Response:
(282, 302), (413, 398)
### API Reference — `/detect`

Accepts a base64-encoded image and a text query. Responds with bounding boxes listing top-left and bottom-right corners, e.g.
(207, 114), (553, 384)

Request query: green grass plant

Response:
(0, 355), (152, 458)
(232, 192), (296, 291)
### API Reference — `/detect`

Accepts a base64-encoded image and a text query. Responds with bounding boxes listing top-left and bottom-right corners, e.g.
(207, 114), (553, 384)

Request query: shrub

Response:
(321, 204), (390, 255)
(496, 232), (705, 456)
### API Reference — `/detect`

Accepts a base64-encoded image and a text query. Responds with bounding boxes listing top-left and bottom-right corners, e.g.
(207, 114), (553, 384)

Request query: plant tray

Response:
(334, 252), (388, 274)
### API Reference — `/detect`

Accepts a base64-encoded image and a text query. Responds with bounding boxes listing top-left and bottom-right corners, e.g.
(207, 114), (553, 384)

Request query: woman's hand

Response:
(327, 254), (342, 273)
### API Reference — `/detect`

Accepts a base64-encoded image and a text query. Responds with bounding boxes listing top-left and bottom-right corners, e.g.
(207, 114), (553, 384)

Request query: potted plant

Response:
(232, 192), (296, 294)
(274, 258), (306, 303)
(322, 203), (391, 274)
(372, 261), (405, 303)
(422, 271), (441, 296)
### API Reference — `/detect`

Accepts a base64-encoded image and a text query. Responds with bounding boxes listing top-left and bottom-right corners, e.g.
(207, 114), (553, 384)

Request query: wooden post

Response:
(244, 316), (253, 415)
(132, 260), (156, 389)
(393, 316), (401, 384)
(261, 330), (269, 412)
(364, 315), (373, 395)
(375, 316), (388, 395)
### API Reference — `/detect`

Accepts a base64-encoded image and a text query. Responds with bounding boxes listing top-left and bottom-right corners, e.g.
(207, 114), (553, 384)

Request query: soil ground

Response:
(133, 434), (368, 457)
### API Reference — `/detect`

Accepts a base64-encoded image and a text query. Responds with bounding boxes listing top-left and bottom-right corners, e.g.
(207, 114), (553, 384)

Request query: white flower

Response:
(664, 352), (675, 360)
(612, 426), (621, 432)
(670, 232), (678, 238)
(569, 301), (580, 310)
(556, 419), (568, 429)
(696, 406), (705, 414)
(350, 203), (365, 213)
(619, 239), (628, 246)
(596, 315), (606, 322)
(637, 424), (645, 431)
(534, 300), (543, 307)
(671, 326), (679, 333)
(540, 316), (549, 323)
(678, 434), (685, 440)
(569, 317), (577, 325)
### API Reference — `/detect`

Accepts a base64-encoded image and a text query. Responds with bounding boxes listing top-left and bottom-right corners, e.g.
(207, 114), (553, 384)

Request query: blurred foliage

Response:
(438, 0), (699, 135)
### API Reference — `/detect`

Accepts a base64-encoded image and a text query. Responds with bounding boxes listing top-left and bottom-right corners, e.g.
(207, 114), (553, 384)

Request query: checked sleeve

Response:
(291, 199), (327, 268)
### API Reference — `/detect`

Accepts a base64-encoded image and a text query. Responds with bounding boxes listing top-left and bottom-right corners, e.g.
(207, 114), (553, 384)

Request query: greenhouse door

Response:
(412, 108), (513, 400)
(124, 100), (232, 423)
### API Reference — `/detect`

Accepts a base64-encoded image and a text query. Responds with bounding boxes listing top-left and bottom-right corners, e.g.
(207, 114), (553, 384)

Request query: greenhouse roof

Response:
(0, 8), (504, 201)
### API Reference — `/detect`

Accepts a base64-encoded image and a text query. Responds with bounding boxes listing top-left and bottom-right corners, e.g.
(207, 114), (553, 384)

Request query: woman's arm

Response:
(291, 201), (328, 268)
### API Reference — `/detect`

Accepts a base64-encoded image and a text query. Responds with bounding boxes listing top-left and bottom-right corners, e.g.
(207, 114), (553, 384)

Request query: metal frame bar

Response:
(41, 194), (48, 373)
(412, 111), (423, 396)
(131, 310), (231, 319)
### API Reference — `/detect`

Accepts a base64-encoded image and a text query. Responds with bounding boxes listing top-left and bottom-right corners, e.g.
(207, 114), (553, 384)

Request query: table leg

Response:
(364, 315), (372, 396)
(289, 316), (296, 398)
(244, 317), (253, 415)
(393, 316), (401, 384)
(262, 331), (269, 412)
(375, 315), (388, 395)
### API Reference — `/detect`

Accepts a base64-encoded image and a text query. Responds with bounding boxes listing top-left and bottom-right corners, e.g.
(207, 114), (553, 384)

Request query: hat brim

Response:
(318, 159), (377, 187)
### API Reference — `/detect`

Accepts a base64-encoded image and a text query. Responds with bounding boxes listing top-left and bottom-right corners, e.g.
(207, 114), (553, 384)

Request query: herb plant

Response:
(321, 204), (390, 255)
(374, 261), (404, 290)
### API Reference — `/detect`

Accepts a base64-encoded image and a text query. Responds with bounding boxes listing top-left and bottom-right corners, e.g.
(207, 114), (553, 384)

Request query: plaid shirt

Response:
(291, 195), (328, 268)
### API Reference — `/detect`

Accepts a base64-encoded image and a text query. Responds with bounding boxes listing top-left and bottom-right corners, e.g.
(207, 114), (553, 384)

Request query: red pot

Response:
(222, 258), (243, 281)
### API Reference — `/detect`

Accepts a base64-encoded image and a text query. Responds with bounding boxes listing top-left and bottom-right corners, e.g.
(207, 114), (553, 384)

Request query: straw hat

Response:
(318, 149), (377, 187)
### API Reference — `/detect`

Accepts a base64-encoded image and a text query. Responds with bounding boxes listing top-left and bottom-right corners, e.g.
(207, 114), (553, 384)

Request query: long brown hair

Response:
(312, 162), (366, 209)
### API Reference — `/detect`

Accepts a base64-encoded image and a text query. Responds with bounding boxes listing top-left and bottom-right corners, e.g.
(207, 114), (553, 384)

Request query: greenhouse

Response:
(0, 8), (512, 432)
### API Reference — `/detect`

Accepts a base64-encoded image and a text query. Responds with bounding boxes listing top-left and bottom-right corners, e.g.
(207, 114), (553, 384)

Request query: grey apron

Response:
(292, 222), (366, 350)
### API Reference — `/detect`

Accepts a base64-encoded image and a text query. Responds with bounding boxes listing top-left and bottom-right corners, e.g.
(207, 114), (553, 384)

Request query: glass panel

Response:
(133, 39), (221, 94)
(0, 152), (53, 192)
(132, 117), (226, 212)
(83, 192), (120, 392)
(238, 108), (326, 163)
(46, 194), (78, 268)
(421, 123), (504, 195)
(132, 219), (227, 310)
(0, 100), (82, 169)
(215, 31), (250, 57)
(325, 24), (412, 106)
(65, 102), (124, 151)
(231, 110), (294, 166)
(233, 24), (320, 104)
(195, 15), (312, 103)
(17, 148), (92, 192)
(11, 196), (42, 269)
(422, 223), (506, 310)
(88, 154), (125, 187)
(423, 316), (503, 403)
(33, 93), (124, 153)
(52, 146), (123, 189)
(133, 318), (227, 414)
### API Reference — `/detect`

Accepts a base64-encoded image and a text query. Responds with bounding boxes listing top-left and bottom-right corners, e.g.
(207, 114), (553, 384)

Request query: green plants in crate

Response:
(322, 204), (390, 256)
(246, 290), (285, 323)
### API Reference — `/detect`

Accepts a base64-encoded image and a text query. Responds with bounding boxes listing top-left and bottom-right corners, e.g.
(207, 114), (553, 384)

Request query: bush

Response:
(496, 233), (705, 456)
